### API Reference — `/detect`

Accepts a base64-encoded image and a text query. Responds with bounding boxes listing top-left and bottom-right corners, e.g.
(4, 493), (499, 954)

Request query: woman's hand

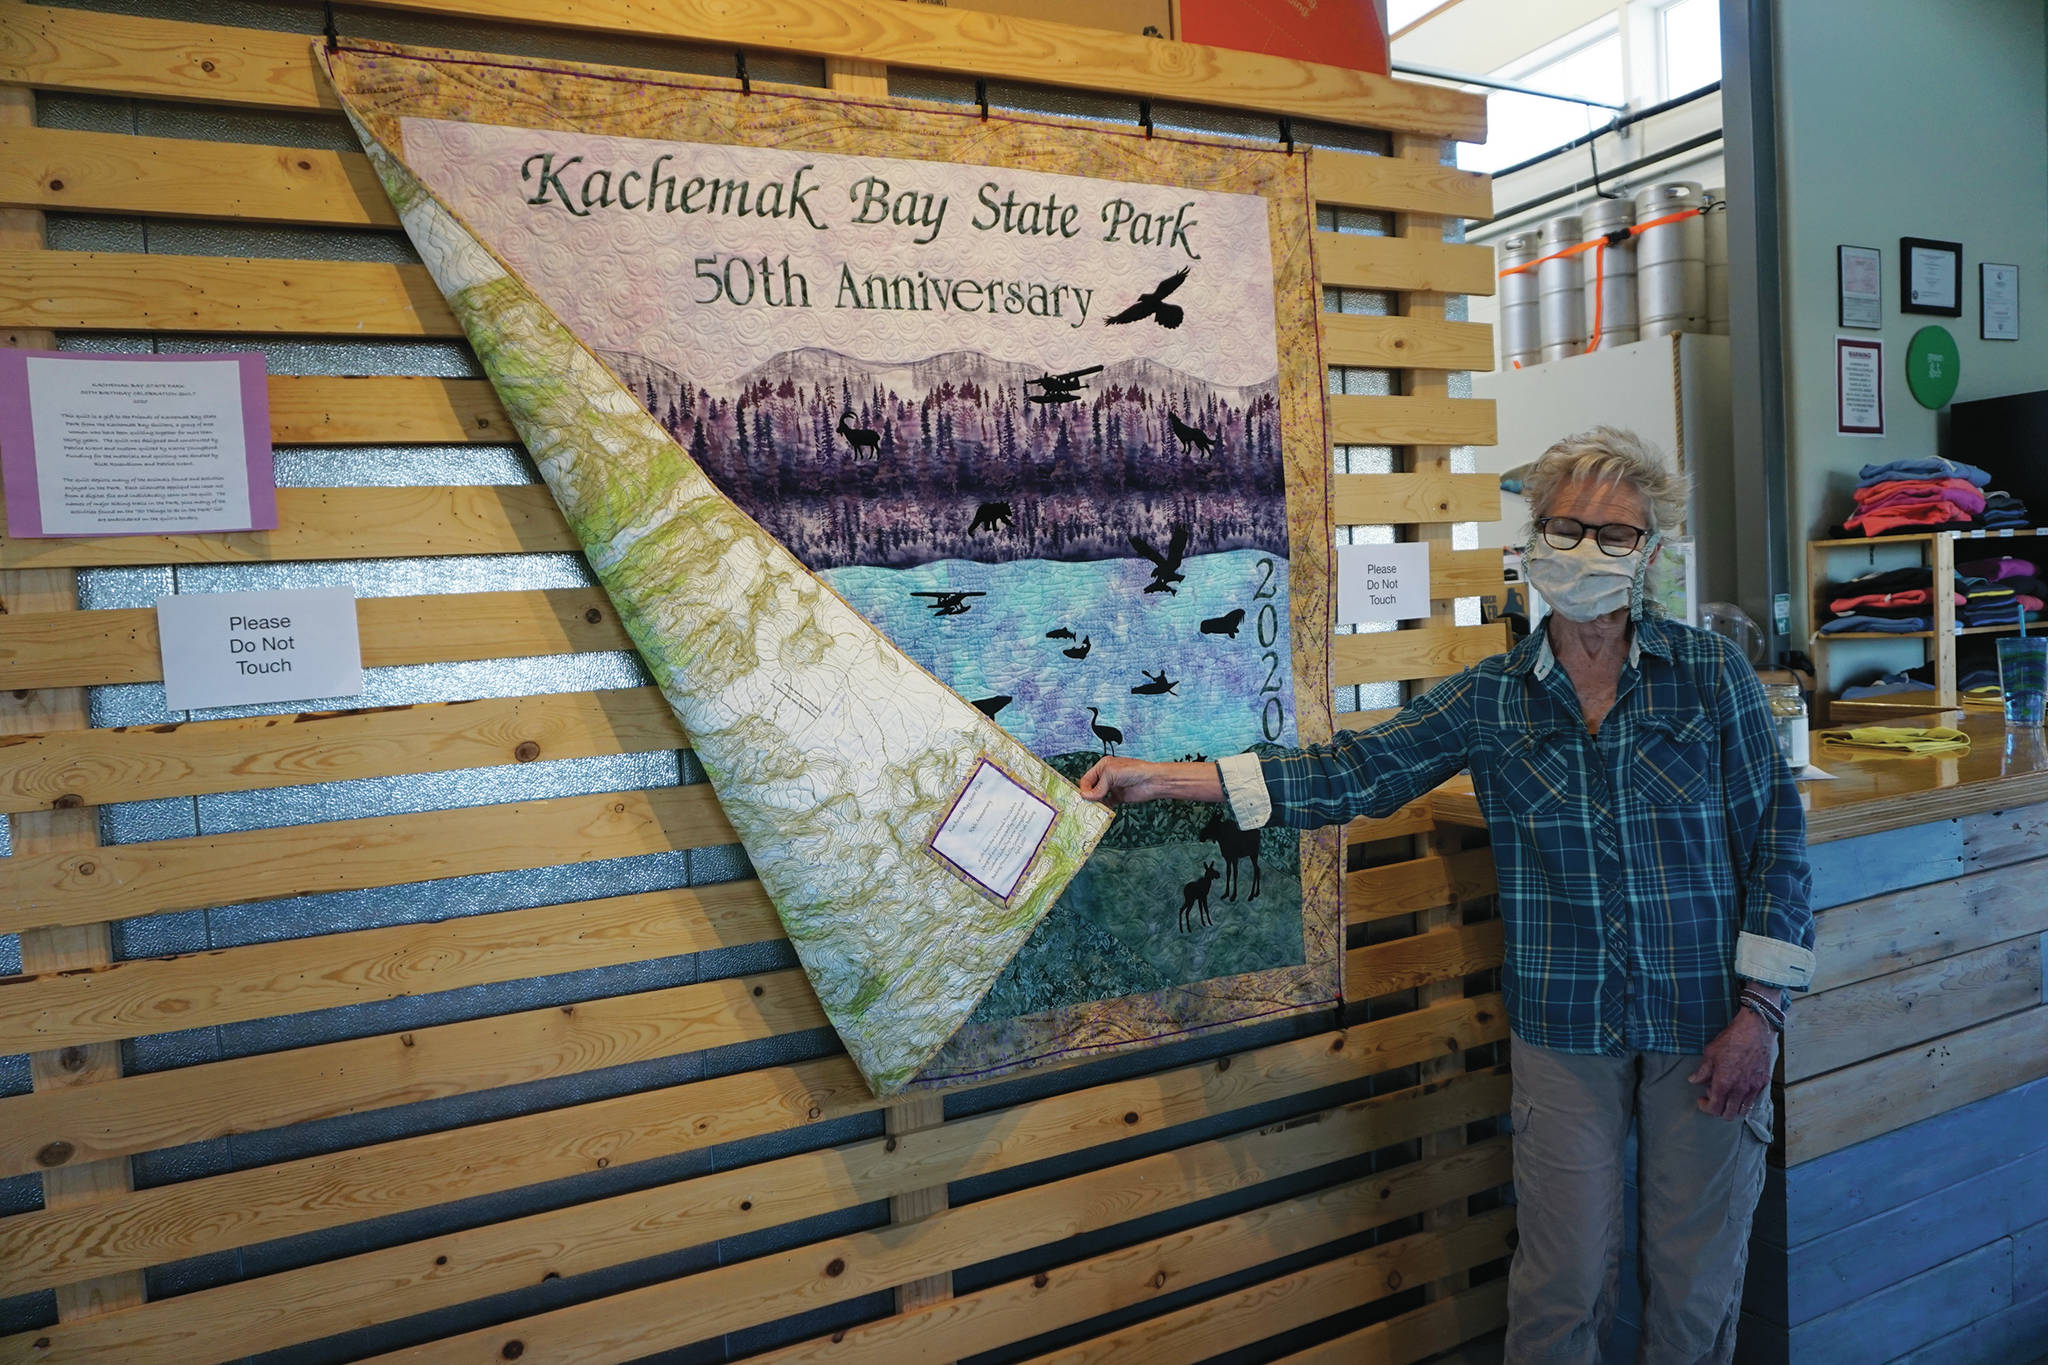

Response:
(1079, 757), (1220, 806)
(1688, 1009), (1777, 1119)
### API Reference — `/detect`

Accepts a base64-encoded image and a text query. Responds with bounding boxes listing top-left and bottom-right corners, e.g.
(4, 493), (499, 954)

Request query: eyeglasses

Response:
(1536, 516), (1650, 556)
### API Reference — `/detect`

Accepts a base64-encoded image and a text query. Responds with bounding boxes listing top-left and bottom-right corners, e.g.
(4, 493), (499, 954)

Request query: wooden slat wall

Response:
(0, 3), (1509, 1361)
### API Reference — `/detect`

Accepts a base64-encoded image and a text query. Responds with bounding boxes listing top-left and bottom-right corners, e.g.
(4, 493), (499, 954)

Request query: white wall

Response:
(1775, 0), (2048, 674)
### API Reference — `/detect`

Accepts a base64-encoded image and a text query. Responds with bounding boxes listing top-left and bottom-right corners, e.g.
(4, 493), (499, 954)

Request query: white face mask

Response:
(1524, 533), (1660, 622)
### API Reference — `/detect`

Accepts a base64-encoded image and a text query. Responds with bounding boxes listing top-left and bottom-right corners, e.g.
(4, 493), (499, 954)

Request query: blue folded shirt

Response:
(1820, 614), (1931, 634)
(1855, 457), (1992, 488)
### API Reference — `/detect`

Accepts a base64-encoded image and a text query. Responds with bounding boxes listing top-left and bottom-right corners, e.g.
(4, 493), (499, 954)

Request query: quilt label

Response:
(929, 758), (1059, 903)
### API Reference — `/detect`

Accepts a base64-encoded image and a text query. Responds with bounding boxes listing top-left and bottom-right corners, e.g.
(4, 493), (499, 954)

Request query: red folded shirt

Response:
(1851, 477), (1989, 513)
(1828, 589), (1965, 613)
(1844, 501), (1976, 535)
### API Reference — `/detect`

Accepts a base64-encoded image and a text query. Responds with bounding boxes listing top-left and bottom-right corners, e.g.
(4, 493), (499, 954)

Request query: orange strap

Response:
(1497, 205), (1707, 355)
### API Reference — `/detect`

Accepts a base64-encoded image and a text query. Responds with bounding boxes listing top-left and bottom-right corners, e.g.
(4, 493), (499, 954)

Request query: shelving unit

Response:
(1808, 527), (2045, 721)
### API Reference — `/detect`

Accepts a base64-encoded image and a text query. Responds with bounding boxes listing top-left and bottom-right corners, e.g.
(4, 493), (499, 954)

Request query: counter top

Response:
(1429, 710), (2048, 844)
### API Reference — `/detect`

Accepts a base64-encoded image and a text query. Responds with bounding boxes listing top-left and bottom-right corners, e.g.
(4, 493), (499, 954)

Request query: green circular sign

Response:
(1906, 325), (1961, 409)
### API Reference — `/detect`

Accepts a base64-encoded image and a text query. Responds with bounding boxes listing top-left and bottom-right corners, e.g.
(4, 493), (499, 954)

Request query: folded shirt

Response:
(1851, 478), (1989, 515)
(1843, 501), (1978, 536)
(1831, 565), (1934, 595)
(1841, 671), (1926, 699)
(1819, 614), (1932, 634)
(1819, 725), (1972, 756)
(1856, 457), (1991, 488)
(1828, 589), (1962, 613)
(1959, 557), (2037, 581)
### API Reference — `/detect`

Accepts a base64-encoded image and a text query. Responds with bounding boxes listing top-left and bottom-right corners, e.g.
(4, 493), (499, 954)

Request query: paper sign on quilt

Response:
(319, 42), (1340, 1096)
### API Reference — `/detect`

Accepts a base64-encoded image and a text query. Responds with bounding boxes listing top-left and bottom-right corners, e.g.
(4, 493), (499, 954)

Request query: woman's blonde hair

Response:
(1520, 426), (1689, 535)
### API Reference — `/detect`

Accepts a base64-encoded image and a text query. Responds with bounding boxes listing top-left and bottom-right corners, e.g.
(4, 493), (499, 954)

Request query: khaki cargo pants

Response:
(1505, 1036), (1774, 1364)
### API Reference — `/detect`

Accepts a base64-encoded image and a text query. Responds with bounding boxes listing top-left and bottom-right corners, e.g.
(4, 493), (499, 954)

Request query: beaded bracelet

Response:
(1739, 987), (1787, 1033)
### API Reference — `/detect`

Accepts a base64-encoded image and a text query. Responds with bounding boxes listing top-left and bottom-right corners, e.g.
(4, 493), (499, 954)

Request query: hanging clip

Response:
(322, 0), (339, 53)
(1278, 115), (1294, 155)
(735, 50), (750, 95)
(1139, 97), (1153, 139)
(975, 78), (989, 122)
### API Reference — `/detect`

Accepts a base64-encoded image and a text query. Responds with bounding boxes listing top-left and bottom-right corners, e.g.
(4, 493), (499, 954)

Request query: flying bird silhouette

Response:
(1104, 267), (1191, 329)
(1131, 524), (1191, 595)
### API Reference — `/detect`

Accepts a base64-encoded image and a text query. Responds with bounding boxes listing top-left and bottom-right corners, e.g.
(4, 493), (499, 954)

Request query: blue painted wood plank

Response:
(1960, 801), (2048, 873)
(2014, 1215), (2048, 1306)
(1786, 1238), (2013, 1365)
(1786, 1150), (2048, 1324)
(1891, 1287), (2048, 1365)
(1786, 1072), (2048, 1246)
(1808, 820), (1963, 909)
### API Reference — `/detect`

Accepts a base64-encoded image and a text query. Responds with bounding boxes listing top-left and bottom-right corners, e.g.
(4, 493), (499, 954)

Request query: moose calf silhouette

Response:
(1199, 812), (1262, 901)
(1179, 863), (1221, 932)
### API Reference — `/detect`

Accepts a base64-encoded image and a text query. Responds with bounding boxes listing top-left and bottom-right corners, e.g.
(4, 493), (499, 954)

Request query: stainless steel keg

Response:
(1632, 181), (1707, 336)
(1498, 232), (1542, 369)
(1703, 185), (1730, 335)
(1580, 195), (1638, 349)
(1537, 214), (1587, 362)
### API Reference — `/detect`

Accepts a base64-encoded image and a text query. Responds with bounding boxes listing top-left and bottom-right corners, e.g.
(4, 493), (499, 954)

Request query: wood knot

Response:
(1152, 1270), (1168, 1289)
(399, 1033), (415, 1048)
(883, 1137), (897, 1153)
(1385, 1270), (1403, 1290)
(584, 607), (604, 624)
(751, 985), (764, 997)
(1445, 1037), (1462, 1052)
(807, 1106), (822, 1120)
(740, 1199), (753, 1210)
(200, 59), (216, 73)
(1033, 1272), (1049, 1288)
(46, 179), (63, 192)
(58, 1046), (88, 1073)
(596, 1157), (609, 1168)
(1330, 1035), (1347, 1052)
(52, 793), (82, 809)
(435, 1255), (449, 1266)
(296, 160), (311, 170)
(513, 740), (541, 762)
(542, 1271), (559, 1281)
(1216, 1056), (1232, 1072)
(500, 1342), (524, 1361)
(35, 1141), (74, 1168)
(75, 861), (96, 878)
(1123, 1111), (1140, 1125)
(825, 1258), (846, 1277)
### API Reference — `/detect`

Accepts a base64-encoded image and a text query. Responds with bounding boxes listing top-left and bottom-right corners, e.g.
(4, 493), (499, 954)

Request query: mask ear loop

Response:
(1629, 530), (1665, 620)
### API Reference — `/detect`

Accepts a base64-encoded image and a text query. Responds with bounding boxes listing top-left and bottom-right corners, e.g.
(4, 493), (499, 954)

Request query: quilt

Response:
(320, 41), (1340, 1095)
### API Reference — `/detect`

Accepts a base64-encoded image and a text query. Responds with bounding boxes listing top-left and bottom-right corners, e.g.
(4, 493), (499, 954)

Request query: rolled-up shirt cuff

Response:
(1735, 930), (1816, 991)
(1215, 752), (1272, 830)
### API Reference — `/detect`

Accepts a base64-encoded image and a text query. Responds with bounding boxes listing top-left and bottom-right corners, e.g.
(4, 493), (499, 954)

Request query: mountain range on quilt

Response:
(320, 40), (1340, 1094)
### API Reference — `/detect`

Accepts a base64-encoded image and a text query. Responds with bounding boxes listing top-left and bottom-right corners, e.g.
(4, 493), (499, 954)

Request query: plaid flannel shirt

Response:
(1216, 615), (1815, 1056)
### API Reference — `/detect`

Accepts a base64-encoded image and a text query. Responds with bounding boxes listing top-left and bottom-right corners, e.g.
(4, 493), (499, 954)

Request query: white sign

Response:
(928, 758), (1057, 903)
(2, 352), (276, 537)
(1836, 337), (1885, 436)
(1335, 541), (1432, 625)
(1982, 262), (2020, 341)
(157, 588), (364, 712)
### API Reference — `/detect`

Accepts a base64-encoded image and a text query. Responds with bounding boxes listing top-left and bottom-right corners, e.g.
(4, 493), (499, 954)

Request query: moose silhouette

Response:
(1179, 863), (1221, 931)
(1200, 812), (1262, 902)
(836, 412), (881, 459)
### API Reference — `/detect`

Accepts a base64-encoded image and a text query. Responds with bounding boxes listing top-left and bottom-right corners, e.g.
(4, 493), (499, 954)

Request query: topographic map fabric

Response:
(321, 41), (1339, 1095)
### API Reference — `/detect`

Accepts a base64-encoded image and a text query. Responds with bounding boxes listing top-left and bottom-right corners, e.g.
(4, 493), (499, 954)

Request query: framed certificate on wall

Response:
(1900, 237), (1963, 317)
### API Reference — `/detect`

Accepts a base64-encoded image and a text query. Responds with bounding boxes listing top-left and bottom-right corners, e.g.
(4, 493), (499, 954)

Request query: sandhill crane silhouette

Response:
(1179, 863), (1220, 931)
(1105, 266), (1191, 330)
(1131, 524), (1190, 595)
(1086, 707), (1122, 755)
(1167, 411), (1217, 457)
(1063, 635), (1092, 659)
(836, 412), (880, 459)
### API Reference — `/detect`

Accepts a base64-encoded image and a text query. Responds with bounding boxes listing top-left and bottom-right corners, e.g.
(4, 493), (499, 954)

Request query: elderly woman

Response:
(1081, 427), (1813, 1365)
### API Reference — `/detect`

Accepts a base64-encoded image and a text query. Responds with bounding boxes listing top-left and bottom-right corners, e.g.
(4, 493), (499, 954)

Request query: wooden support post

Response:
(0, 81), (148, 1324)
(824, 58), (889, 98)
(1394, 129), (1477, 1300)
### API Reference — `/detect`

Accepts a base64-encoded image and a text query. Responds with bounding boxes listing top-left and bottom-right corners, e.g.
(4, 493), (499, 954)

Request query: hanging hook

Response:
(735, 50), (750, 96)
(322, 0), (339, 53)
(975, 78), (989, 122)
(1139, 97), (1153, 139)
(1278, 115), (1294, 155)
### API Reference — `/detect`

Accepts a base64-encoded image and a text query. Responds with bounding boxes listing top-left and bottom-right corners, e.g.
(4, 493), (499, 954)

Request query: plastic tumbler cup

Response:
(1997, 636), (2048, 727)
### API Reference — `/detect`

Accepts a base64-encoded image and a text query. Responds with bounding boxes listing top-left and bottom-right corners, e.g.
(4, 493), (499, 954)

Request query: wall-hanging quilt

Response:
(319, 41), (1340, 1097)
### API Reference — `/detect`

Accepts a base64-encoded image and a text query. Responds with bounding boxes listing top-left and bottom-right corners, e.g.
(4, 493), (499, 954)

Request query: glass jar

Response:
(1764, 682), (1809, 769)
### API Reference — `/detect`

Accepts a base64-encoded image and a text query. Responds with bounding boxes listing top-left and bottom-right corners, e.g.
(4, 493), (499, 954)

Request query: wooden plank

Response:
(0, 484), (576, 569)
(920, 1193), (1513, 1365)
(0, 124), (399, 226)
(1345, 850), (1496, 925)
(0, 76), (146, 1331)
(346, 0), (1487, 138)
(1785, 1003), (2048, 1165)
(1333, 623), (1507, 687)
(1321, 311), (1494, 372)
(883, 1094), (953, 1317)
(0, 881), (782, 1056)
(1335, 705), (1401, 731)
(1783, 1236), (2012, 1365)
(267, 375), (514, 445)
(1810, 860), (2048, 994)
(1785, 937), (2043, 1084)
(1271, 1280), (1511, 1364)
(1317, 232), (1498, 297)
(0, 587), (629, 690)
(0, 250), (458, 335)
(1332, 471), (1499, 525)
(277, 1093), (1512, 1365)
(0, 687), (689, 813)
(0, 1008), (1506, 1357)
(2, 968), (823, 1225)
(1429, 549), (1508, 597)
(1347, 919), (1505, 998)
(1329, 394), (1496, 447)
(0, 785), (737, 934)
(1310, 148), (1492, 222)
(1343, 800), (1433, 844)
(0, 0), (338, 110)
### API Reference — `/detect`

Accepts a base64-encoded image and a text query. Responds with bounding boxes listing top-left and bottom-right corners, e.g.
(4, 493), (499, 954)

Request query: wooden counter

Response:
(1429, 708), (2048, 844)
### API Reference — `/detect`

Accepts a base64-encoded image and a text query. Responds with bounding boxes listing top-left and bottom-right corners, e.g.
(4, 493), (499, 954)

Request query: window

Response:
(1660, 0), (1721, 98)
(1460, 24), (1624, 174)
